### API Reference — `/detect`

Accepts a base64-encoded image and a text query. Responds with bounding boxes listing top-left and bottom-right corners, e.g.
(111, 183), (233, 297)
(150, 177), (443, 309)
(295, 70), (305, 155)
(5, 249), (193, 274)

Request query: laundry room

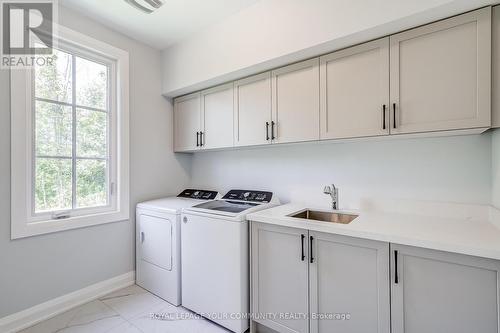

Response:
(1, 1), (500, 333)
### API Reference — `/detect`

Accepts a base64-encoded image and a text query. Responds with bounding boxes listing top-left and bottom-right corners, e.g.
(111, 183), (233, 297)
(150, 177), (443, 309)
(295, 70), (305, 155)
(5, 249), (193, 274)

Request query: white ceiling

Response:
(60, 0), (259, 49)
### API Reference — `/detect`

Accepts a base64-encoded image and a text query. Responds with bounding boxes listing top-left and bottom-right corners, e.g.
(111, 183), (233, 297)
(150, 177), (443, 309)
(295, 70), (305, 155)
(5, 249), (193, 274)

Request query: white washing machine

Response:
(136, 189), (219, 305)
(181, 190), (280, 333)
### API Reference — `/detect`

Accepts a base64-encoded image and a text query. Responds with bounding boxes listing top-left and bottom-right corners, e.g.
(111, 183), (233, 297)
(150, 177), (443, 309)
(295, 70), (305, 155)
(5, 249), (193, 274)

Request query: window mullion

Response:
(71, 55), (77, 210)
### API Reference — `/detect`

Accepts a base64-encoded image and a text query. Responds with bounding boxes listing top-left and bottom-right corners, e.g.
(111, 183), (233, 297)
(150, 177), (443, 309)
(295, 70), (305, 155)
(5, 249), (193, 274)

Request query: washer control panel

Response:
(177, 189), (218, 200)
(222, 190), (273, 203)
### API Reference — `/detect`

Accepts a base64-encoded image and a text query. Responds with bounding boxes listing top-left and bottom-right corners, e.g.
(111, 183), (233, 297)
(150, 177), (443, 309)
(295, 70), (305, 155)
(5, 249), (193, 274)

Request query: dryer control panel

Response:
(177, 189), (219, 200)
(222, 190), (273, 203)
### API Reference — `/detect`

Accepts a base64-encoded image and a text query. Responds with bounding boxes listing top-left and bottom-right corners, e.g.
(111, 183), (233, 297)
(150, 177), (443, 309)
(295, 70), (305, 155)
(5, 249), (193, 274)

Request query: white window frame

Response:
(11, 24), (129, 239)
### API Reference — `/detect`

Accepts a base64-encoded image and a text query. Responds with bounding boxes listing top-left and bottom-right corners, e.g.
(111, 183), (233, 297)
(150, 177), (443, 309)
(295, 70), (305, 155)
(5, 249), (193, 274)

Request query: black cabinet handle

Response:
(301, 234), (305, 261)
(393, 103), (397, 129)
(196, 132), (200, 147)
(310, 236), (314, 263)
(382, 104), (386, 130)
(200, 131), (204, 146)
(382, 104), (386, 129)
(271, 121), (276, 140)
(394, 250), (399, 284)
(266, 122), (270, 140)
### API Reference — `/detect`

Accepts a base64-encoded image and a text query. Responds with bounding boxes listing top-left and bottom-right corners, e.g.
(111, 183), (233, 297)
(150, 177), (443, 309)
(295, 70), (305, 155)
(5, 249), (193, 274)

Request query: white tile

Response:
(19, 300), (124, 333)
(106, 321), (143, 333)
(130, 302), (231, 333)
(99, 285), (167, 320)
(19, 285), (232, 333)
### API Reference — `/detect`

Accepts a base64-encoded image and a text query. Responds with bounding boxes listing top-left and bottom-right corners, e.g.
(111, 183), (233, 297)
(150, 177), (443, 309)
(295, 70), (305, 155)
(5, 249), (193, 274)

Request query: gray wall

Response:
(191, 134), (492, 210)
(0, 5), (191, 318)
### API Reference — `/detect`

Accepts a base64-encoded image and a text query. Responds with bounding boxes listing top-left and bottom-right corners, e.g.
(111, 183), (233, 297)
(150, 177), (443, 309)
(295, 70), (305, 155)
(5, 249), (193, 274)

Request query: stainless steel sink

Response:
(289, 210), (358, 224)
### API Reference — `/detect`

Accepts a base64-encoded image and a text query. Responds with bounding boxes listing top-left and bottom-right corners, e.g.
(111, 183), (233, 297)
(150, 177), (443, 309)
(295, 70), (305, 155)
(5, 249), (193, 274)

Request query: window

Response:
(11, 25), (129, 239)
(34, 47), (110, 215)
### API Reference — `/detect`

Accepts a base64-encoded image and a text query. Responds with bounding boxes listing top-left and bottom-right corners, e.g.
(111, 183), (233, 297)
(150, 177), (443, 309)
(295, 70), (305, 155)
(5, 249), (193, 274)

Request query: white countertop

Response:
(247, 203), (500, 261)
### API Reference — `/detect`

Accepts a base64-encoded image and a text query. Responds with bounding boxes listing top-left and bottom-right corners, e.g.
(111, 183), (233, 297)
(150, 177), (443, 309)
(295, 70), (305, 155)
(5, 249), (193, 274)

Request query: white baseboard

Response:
(0, 271), (135, 333)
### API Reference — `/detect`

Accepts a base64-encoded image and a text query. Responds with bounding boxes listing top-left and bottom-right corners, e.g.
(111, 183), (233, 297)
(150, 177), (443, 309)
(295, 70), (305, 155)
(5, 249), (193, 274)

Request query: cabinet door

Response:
(174, 92), (201, 152)
(272, 59), (320, 144)
(320, 38), (390, 139)
(309, 232), (390, 333)
(234, 72), (272, 147)
(493, 5), (500, 128)
(251, 222), (309, 333)
(201, 83), (234, 149)
(391, 244), (500, 333)
(390, 8), (491, 134)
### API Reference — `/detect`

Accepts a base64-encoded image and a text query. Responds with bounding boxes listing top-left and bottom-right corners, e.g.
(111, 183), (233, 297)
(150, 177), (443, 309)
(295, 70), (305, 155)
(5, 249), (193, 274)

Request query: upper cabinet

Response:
(234, 72), (272, 147)
(272, 59), (320, 144)
(201, 83), (234, 150)
(493, 5), (500, 128)
(390, 8), (491, 134)
(174, 7), (494, 153)
(174, 92), (201, 152)
(320, 38), (390, 139)
(174, 84), (234, 152)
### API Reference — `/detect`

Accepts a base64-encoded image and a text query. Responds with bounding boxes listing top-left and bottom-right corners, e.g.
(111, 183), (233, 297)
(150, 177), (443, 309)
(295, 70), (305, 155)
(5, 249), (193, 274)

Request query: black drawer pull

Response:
(271, 121), (276, 140)
(394, 250), (399, 284)
(266, 122), (270, 140)
(382, 104), (386, 130)
(393, 103), (397, 129)
(310, 236), (314, 263)
(196, 132), (200, 147)
(301, 234), (305, 261)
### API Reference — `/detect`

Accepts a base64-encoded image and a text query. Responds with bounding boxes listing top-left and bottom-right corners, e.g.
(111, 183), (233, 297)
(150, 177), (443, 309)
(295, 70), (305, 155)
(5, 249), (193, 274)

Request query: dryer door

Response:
(139, 214), (173, 271)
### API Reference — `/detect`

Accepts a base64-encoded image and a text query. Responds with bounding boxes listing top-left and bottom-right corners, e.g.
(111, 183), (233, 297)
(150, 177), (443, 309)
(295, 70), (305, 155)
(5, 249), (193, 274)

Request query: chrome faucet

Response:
(323, 184), (339, 210)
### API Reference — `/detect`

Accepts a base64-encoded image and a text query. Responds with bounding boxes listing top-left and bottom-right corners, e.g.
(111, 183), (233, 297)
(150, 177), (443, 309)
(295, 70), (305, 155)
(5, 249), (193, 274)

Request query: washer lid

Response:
(192, 200), (259, 214)
(137, 189), (220, 214)
(183, 189), (279, 220)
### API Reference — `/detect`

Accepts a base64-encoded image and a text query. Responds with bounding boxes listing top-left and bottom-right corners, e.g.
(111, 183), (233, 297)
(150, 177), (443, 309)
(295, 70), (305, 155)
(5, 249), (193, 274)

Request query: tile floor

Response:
(19, 285), (232, 333)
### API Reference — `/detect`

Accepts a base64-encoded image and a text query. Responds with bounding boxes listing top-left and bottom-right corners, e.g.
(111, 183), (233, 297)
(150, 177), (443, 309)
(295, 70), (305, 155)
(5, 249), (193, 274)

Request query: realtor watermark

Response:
(149, 312), (352, 321)
(0, 0), (57, 68)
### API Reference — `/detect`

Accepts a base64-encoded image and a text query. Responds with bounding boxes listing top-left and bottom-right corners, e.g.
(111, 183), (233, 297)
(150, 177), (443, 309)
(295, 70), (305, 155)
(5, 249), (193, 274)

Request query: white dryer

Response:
(181, 190), (280, 333)
(136, 189), (219, 305)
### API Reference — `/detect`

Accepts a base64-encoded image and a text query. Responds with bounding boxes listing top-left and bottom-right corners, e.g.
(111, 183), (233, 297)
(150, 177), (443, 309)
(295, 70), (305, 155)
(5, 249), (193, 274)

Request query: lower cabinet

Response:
(250, 222), (390, 333)
(251, 223), (309, 333)
(251, 224), (500, 333)
(391, 244), (500, 333)
(309, 231), (390, 333)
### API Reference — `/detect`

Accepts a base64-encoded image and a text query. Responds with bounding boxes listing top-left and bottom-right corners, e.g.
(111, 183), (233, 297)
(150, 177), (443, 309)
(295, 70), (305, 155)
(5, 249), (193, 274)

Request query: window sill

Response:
(11, 209), (130, 240)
